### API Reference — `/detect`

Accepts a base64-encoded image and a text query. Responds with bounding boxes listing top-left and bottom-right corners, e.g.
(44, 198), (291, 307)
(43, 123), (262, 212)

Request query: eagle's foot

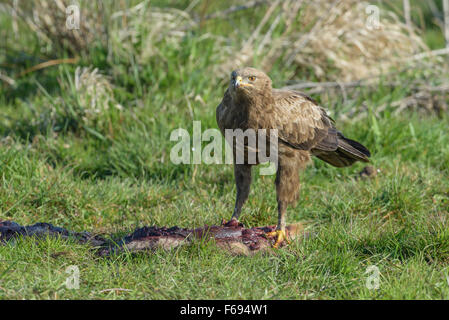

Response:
(265, 229), (289, 248)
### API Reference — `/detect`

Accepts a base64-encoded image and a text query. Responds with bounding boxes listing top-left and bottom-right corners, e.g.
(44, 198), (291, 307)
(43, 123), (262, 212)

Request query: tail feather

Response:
(337, 133), (371, 158)
(314, 133), (370, 168)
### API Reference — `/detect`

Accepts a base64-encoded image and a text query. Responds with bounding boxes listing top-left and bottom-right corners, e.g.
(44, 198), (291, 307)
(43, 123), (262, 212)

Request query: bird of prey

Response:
(216, 67), (371, 248)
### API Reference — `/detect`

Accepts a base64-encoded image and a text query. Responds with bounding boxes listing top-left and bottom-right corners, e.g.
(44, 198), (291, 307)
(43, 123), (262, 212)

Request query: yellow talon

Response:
(265, 229), (289, 248)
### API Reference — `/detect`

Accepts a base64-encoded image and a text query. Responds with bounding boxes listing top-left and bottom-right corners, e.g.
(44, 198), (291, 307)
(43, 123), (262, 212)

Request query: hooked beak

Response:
(234, 76), (251, 89)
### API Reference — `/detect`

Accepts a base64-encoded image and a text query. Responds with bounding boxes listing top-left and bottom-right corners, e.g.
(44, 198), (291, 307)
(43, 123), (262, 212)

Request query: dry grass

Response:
(73, 67), (120, 119)
(110, 1), (196, 63)
(389, 82), (449, 116)
(3, 0), (432, 82)
(4, 0), (107, 55)
(42, 67), (121, 130)
(2, 0), (446, 116)
(220, 0), (429, 81)
(5, 0), (197, 60)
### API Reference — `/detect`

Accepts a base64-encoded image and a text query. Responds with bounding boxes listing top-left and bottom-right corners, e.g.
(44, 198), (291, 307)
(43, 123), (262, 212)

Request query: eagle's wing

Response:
(270, 89), (370, 167)
(270, 89), (338, 152)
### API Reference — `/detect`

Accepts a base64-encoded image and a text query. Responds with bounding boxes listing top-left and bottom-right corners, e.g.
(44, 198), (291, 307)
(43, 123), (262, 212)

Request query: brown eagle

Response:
(216, 67), (371, 247)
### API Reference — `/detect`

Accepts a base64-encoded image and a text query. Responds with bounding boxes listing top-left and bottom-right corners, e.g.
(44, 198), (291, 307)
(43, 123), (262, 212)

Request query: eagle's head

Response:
(229, 67), (272, 101)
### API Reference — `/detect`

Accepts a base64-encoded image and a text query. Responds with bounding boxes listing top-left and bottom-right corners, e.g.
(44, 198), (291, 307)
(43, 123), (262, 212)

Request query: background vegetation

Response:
(0, 0), (448, 299)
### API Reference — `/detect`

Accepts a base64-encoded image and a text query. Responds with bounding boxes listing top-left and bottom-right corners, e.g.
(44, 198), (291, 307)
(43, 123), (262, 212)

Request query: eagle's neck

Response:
(232, 88), (274, 129)
(234, 88), (274, 111)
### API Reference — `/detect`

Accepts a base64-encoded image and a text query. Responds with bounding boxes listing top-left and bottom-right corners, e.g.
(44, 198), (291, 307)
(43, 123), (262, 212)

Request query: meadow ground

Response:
(0, 0), (448, 299)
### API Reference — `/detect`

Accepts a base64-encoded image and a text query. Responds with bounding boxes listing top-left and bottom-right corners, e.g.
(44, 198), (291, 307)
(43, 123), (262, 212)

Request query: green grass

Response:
(1, 112), (448, 299)
(1, 0), (449, 299)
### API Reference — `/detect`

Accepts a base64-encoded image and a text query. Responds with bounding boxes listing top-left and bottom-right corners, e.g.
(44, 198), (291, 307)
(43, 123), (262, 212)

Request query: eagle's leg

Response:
(266, 158), (300, 248)
(229, 164), (252, 222)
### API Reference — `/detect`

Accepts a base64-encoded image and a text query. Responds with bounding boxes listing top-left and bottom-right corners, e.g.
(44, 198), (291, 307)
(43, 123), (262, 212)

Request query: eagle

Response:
(216, 67), (371, 247)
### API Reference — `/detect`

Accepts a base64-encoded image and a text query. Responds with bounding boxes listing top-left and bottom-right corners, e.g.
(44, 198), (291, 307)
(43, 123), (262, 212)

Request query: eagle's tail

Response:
(315, 133), (371, 168)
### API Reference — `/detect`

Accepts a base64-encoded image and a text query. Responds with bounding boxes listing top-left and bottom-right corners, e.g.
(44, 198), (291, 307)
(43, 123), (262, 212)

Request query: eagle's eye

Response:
(248, 76), (256, 81)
